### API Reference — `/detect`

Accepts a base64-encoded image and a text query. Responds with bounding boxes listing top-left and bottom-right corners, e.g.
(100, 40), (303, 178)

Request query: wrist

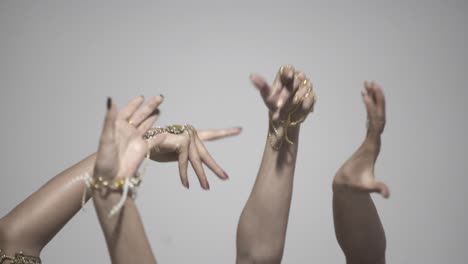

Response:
(267, 117), (301, 151)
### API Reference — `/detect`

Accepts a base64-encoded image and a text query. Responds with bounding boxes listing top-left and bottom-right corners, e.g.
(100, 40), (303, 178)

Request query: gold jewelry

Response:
(279, 65), (292, 75)
(268, 118), (285, 150)
(0, 249), (41, 264)
(143, 124), (192, 140)
(89, 175), (142, 192)
(269, 86), (316, 148)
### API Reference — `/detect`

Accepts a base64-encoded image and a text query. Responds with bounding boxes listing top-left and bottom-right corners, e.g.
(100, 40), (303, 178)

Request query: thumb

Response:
(371, 181), (390, 199)
(250, 74), (270, 99)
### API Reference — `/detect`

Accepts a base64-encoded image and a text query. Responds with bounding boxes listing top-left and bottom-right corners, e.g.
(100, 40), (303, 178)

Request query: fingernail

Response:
(107, 97), (111, 110)
(160, 94), (164, 99)
(205, 182), (210, 190)
(223, 170), (230, 179)
(181, 179), (189, 189)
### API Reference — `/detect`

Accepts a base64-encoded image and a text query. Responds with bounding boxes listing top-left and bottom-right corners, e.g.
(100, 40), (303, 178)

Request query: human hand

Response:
(250, 65), (316, 122)
(145, 126), (242, 190)
(362, 81), (386, 136)
(250, 65), (316, 149)
(93, 96), (164, 182)
(333, 82), (390, 198)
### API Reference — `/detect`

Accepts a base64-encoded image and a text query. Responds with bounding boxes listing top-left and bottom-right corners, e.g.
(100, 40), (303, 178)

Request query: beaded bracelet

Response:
(0, 249), (41, 264)
(88, 175), (142, 194)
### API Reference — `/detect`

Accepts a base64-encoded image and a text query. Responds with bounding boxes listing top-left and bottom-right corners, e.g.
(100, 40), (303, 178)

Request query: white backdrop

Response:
(1, 1), (467, 263)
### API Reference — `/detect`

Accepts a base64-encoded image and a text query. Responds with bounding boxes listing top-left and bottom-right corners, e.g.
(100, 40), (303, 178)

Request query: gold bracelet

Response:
(144, 124), (189, 140)
(0, 249), (41, 264)
(89, 175), (142, 192)
(268, 118), (284, 150)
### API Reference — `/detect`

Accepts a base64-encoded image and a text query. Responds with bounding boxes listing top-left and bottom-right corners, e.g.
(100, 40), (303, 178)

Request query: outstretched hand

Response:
(147, 126), (242, 190)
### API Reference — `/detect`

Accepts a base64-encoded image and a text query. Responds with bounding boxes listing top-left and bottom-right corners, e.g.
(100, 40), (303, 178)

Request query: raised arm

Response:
(332, 82), (390, 264)
(91, 96), (165, 263)
(236, 65), (316, 264)
(92, 97), (242, 263)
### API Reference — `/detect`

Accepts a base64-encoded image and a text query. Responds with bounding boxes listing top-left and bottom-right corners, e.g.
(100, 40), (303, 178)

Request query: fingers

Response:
(95, 98), (118, 175)
(301, 82), (316, 114)
(279, 64), (295, 90)
(373, 82), (386, 115)
(137, 108), (160, 135)
(194, 136), (229, 180)
(362, 81), (376, 112)
(363, 81), (386, 116)
(271, 65), (295, 117)
(149, 134), (190, 188)
(293, 71), (306, 93)
(101, 97), (117, 143)
(371, 181), (390, 199)
(289, 79), (314, 120)
(197, 127), (242, 141)
(117, 96), (145, 121)
(273, 65), (294, 91)
(250, 74), (271, 100)
(292, 79), (309, 105)
(187, 131), (210, 190)
(129, 95), (164, 127)
(177, 141), (190, 189)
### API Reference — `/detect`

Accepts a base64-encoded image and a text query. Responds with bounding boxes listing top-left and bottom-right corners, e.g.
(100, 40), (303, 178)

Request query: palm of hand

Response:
(94, 99), (156, 181)
(95, 119), (148, 181)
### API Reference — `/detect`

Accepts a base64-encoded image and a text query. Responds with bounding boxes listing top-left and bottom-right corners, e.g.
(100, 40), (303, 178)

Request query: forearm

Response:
(332, 135), (386, 264)
(93, 191), (156, 264)
(332, 190), (386, 264)
(0, 153), (96, 255)
(236, 124), (300, 262)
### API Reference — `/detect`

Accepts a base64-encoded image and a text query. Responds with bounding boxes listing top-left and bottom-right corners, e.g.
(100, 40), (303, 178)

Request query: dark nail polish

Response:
(160, 94), (164, 98)
(107, 97), (111, 110)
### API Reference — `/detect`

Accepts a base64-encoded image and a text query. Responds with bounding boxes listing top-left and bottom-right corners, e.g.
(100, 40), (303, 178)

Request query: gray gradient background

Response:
(1, 0), (467, 263)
